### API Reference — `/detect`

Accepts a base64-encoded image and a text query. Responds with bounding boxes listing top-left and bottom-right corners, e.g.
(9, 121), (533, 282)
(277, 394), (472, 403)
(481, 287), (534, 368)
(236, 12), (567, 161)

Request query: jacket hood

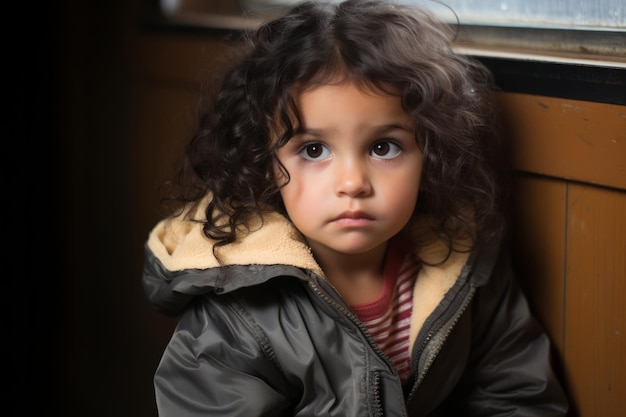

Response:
(146, 203), (323, 276)
(142, 202), (326, 315)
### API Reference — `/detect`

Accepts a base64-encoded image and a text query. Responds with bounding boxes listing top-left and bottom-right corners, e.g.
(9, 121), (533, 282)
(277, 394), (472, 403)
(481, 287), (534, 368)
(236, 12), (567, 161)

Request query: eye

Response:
(371, 141), (401, 159)
(299, 142), (331, 161)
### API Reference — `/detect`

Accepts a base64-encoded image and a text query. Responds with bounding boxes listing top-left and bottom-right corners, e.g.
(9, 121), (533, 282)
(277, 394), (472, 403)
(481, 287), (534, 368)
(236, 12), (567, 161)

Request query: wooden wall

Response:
(499, 93), (626, 417)
(52, 1), (624, 415)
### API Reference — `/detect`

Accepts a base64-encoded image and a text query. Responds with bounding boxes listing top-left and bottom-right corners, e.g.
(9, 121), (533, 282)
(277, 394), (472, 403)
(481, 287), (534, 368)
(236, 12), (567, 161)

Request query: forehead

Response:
(271, 79), (408, 146)
(294, 82), (408, 126)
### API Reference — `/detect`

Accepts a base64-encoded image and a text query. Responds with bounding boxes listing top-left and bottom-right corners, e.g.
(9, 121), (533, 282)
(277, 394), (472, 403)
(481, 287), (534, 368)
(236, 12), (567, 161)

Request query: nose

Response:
(334, 158), (372, 197)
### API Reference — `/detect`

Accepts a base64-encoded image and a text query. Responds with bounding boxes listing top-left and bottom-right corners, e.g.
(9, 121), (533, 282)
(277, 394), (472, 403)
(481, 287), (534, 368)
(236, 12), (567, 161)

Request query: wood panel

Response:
(510, 175), (567, 354)
(564, 184), (626, 416)
(495, 93), (626, 191)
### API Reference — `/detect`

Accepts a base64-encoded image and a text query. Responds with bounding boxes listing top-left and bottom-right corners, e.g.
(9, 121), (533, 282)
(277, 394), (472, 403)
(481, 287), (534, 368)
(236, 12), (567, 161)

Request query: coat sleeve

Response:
(461, 247), (570, 416)
(153, 299), (294, 417)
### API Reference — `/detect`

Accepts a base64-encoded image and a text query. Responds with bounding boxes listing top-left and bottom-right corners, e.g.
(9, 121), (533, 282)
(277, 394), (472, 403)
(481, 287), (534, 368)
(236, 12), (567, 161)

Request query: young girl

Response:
(143, 1), (569, 415)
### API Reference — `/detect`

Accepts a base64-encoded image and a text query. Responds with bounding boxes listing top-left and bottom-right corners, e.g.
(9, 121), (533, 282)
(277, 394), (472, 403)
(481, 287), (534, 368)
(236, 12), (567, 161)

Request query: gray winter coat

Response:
(143, 205), (569, 416)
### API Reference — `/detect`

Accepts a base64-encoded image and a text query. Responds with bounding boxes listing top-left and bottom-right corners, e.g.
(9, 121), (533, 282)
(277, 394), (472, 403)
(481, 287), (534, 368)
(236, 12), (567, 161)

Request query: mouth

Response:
(331, 210), (375, 226)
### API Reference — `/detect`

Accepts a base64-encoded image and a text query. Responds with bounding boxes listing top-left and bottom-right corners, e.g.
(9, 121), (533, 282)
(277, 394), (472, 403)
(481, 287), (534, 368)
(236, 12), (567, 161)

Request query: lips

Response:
(335, 210), (373, 220)
(331, 210), (375, 225)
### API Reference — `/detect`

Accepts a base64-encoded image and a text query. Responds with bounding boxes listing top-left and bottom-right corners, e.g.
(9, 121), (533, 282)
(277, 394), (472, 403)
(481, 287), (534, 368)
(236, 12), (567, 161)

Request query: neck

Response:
(310, 242), (389, 305)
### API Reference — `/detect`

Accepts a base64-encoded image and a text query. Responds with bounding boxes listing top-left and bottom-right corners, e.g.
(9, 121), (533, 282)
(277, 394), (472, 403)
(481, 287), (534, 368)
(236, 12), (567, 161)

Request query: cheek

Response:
(278, 176), (317, 221)
(383, 169), (422, 216)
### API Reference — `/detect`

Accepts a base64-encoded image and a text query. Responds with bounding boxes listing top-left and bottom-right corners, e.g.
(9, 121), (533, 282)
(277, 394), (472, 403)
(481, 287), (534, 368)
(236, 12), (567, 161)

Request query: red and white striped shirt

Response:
(350, 239), (420, 383)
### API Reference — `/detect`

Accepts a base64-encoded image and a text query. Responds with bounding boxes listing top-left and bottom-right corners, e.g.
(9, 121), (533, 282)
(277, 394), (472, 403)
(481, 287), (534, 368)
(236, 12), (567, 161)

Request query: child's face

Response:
(275, 82), (423, 258)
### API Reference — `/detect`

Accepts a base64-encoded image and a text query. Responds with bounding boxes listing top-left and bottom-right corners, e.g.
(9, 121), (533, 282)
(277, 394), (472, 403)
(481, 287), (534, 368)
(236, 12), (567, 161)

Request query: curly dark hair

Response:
(165, 0), (506, 258)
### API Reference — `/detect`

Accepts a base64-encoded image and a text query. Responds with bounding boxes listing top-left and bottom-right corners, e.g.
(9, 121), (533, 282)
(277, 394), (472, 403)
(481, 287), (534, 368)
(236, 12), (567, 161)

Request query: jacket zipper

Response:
(371, 370), (384, 417)
(306, 275), (402, 413)
(306, 277), (397, 372)
(405, 284), (476, 403)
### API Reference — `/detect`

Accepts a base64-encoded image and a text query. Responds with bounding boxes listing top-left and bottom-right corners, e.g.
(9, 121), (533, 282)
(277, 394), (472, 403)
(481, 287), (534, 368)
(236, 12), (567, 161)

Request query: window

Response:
(146, 0), (626, 104)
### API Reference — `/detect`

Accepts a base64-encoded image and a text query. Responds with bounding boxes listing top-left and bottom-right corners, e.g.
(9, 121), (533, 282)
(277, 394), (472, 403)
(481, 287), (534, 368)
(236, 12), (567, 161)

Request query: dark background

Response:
(8, 1), (175, 415)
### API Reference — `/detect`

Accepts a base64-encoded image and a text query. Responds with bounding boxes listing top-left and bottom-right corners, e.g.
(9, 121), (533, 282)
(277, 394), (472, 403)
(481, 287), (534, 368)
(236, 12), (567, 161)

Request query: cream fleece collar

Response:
(147, 201), (472, 279)
(147, 208), (325, 277)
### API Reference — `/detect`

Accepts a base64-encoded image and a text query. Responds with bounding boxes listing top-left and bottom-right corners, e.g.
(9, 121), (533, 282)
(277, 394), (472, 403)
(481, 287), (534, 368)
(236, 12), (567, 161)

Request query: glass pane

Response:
(235, 0), (626, 30)
(156, 0), (626, 57)
(423, 0), (626, 30)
